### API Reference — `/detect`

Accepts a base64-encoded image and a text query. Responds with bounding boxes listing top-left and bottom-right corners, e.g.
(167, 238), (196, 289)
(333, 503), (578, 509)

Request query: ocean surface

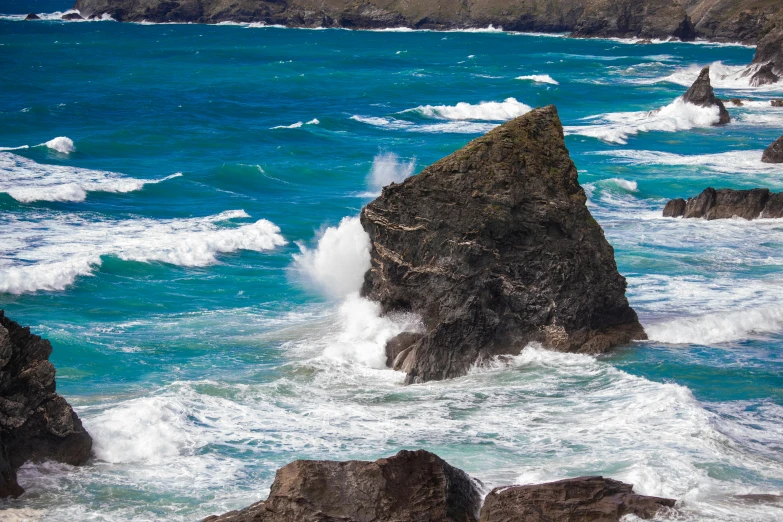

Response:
(1, 2), (783, 520)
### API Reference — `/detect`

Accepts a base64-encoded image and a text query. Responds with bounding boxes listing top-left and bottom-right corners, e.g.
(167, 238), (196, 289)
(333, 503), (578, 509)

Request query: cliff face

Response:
(360, 106), (645, 384)
(0, 311), (92, 498)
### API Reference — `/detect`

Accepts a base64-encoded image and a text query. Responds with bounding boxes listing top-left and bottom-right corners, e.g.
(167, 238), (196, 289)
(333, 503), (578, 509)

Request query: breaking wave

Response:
(0, 210), (286, 294)
(0, 152), (181, 202)
(646, 306), (783, 345)
(366, 152), (415, 193)
(516, 74), (558, 85)
(350, 115), (498, 134)
(405, 97), (532, 121)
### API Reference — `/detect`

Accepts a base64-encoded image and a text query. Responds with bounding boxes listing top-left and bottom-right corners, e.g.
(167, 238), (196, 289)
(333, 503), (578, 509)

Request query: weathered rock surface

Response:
(749, 11), (783, 79)
(0, 311), (92, 498)
(682, 66), (731, 124)
(360, 106), (645, 384)
(201, 450), (483, 522)
(479, 476), (676, 522)
(24, 12), (40, 20)
(62, 12), (84, 20)
(663, 187), (783, 220)
(750, 62), (781, 86)
(773, 99), (783, 107)
(571, 0), (695, 40)
(762, 136), (783, 163)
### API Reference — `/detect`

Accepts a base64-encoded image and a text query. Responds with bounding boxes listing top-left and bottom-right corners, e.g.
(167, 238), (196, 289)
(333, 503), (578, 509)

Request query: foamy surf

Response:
(405, 97), (532, 121)
(0, 210), (286, 294)
(646, 306), (783, 345)
(350, 114), (498, 134)
(516, 74), (558, 85)
(0, 152), (182, 203)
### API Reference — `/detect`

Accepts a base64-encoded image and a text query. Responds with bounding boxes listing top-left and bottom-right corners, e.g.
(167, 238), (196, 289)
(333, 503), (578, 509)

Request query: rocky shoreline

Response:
(202, 450), (676, 522)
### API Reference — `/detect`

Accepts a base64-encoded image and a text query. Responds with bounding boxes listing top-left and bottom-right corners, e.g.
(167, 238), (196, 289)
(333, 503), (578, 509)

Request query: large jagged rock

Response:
(749, 12), (783, 79)
(201, 450), (483, 522)
(686, 0), (780, 43)
(750, 62), (780, 87)
(479, 476), (676, 522)
(682, 66), (731, 124)
(763, 137), (783, 163)
(360, 106), (645, 384)
(0, 311), (92, 498)
(663, 188), (783, 220)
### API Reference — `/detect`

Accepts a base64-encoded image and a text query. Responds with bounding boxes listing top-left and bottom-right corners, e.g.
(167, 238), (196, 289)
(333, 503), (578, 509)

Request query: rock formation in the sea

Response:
(203, 450), (677, 522)
(0, 311), (92, 498)
(62, 12), (84, 20)
(763, 137), (783, 163)
(360, 106), (645, 384)
(682, 66), (731, 124)
(663, 188), (783, 220)
(750, 62), (781, 86)
(479, 476), (676, 522)
(748, 12), (783, 81)
(202, 450), (483, 522)
(571, 0), (696, 41)
(24, 12), (40, 20)
(773, 100), (783, 107)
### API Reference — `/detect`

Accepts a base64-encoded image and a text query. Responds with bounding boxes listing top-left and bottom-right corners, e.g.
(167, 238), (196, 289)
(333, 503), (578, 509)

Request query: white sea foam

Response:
(516, 74), (558, 85)
(600, 177), (638, 192)
(0, 210), (286, 294)
(292, 216), (370, 298)
(0, 152), (182, 202)
(565, 97), (720, 144)
(43, 136), (74, 153)
(639, 61), (783, 92)
(366, 152), (415, 193)
(271, 119), (319, 129)
(350, 114), (498, 134)
(0, 10), (114, 22)
(405, 97), (532, 121)
(646, 306), (783, 345)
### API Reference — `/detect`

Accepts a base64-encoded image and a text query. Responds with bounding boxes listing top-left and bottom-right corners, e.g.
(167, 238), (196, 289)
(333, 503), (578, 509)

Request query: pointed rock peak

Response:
(360, 105), (645, 384)
(682, 66), (730, 124)
(762, 136), (783, 164)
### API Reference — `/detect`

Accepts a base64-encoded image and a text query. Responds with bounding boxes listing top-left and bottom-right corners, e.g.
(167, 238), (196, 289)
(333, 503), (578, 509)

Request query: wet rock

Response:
(749, 12), (783, 80)
(201, 450), (483, 522)
(772, 99), (783, 107)
(62, 12), (84, 20)
(750, 62), (781, 87)
(24, 12), (40, 20)
(0, 311), (92, 498)
(762, 137), (783, 163)
(385, 331), (423, 369)
(729, 98), (743, 106)
(682, 66), (730, 124)
(360, 106), (645, 384)
(479, 476), (676, 522)
(662, 187), (783, 220)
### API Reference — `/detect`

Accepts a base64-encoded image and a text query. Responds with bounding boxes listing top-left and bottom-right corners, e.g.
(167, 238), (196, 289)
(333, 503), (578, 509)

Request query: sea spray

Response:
(366, 152), (415, 194)
(406, 98), (532, 121)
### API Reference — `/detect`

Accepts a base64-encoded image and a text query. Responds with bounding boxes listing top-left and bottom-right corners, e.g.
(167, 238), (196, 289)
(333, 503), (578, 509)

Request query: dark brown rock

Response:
(662, 187), (783, 220)
(729, 98), (743, 106)
(682, 66), (730, 124)
(762, 136), (783, 164)
(749, 12), (783, 79)
(360, 106), (645, 384)
(662, 198), (686, 217)
(201, 450), (482, 522)
(772, 100), (783, 107)
(24, 12), (40, 20)
(385, 331), (423, 369)
(0, 311), (92, 498)
(750, 62), (781, 87)
(571, 1), (693, 40)
(62, 12), (84, 20)
(479, 476), (676, 522)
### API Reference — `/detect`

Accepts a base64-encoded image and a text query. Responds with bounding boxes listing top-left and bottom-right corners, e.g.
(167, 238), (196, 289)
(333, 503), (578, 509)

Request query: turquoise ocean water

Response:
(1, 2), (782, 520)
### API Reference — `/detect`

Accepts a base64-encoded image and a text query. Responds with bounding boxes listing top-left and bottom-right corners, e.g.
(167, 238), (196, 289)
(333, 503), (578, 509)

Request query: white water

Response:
(646, 306), (783, 345)
(366, 152), (415, 193)
(406, 97), (532, 121)
(516, 74), (558, 85)
(351, 114), (499, 134)
(0, 152), (181, 202)
(0, 210), (286, 294)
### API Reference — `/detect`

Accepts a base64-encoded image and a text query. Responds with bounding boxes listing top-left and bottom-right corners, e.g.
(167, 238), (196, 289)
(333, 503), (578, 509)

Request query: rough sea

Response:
(1, 1), (782, 520)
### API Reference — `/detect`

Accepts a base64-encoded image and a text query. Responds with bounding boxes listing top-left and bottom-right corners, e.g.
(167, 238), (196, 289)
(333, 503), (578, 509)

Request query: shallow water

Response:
(1, 4), (782, 521)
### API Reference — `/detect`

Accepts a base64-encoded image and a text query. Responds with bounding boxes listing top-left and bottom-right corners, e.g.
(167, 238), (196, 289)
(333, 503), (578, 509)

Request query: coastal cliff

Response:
(70, 0), (781, 43)
(0, 311), (92, 498)
(360, 106), (645, 384)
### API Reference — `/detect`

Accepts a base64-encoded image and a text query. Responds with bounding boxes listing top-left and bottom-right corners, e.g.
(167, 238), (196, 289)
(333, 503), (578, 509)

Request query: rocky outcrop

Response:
(749, 12), (783, 80)
(0, 311), (92, 498)
(479, 476), (676, 522)
(62, 12), (84, 20)
(663, 188), (783, 220)
(762, 136), (783, 163)
(202, 450), (483, 522)
(773, 100), (783, 108)
(571, 0), (695, 40)
(360, 106), (644, 384)
(24, 12), (40, 20)
(685, 0), (780, 43)
(750, 62), (780, 87)
(682, 66), (730, 124)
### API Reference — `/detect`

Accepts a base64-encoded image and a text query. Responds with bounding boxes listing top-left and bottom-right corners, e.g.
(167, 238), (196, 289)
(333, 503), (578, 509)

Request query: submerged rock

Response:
(762, 136), (783, 163)
(0, 311), (92, 498)
(682, 66), (730, 124)
(24, 12), (40, 20)
(662, 188), (783, 220)
(750, 62), (780, 86)
(202, 450), (483, 522)
(360, 106), (645, 384)
(479, 476), (676, 522)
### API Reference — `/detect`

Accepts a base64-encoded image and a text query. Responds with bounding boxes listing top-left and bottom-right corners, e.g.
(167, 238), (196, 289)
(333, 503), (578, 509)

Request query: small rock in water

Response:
(663, 198), (686, 217)
(24, 12), (40, 20)
(682, 66), (730, 124)
(662, 188), (783, 220)
(62, 12), (84, 20)
(772, 99), (783, 107)
(750, 63), (781, 87)
(729, 98), (743, 106)
(762, 136), (783, 164)
(479, 476), (676, 522)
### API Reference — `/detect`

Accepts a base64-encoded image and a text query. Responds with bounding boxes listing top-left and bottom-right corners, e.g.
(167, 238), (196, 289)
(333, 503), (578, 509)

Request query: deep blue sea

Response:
(1, 1), (782, 520)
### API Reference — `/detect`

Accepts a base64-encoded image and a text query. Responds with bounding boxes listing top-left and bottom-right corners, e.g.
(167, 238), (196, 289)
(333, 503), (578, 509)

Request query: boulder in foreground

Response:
(682, 66), (730, 124)
(479, 476), (676, 522)
(762, 136), (783, 163)
(663, 188), (783, 220)
(360, 105), (645, 384)
(0, 311), (92, 497)
(202, 450), (482, 522)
